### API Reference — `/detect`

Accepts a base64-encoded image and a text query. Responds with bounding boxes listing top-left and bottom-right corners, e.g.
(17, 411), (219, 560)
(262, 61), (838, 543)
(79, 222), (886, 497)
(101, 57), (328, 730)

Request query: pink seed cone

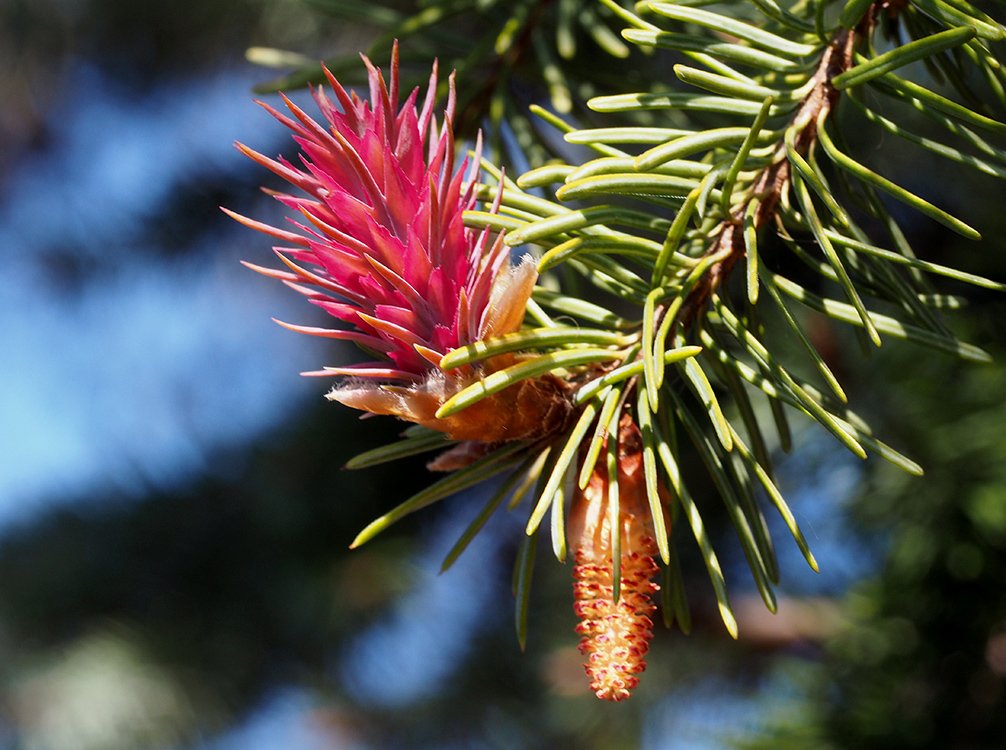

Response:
(230, 44), (571, 441)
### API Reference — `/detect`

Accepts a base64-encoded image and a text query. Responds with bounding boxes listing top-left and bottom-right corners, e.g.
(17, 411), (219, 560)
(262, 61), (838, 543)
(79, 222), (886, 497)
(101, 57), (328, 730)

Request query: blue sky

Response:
(0, 62), (325, 528)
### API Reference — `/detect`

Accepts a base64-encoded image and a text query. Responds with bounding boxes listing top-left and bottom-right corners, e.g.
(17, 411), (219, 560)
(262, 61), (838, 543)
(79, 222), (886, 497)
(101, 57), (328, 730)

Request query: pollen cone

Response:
(569, 414), (663, 702)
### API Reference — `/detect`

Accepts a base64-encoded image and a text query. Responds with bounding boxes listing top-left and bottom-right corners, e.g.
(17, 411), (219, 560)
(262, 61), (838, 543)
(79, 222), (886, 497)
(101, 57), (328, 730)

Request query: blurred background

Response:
(1, 0), (1005, 747)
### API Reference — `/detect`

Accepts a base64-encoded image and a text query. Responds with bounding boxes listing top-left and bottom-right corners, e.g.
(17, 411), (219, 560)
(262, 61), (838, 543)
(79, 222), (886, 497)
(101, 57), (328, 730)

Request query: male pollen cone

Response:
(569, 413), (663, 702)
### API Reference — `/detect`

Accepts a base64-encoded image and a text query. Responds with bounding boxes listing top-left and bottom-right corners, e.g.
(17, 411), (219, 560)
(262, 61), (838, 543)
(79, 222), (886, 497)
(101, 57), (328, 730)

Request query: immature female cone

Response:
(569, 414), (662, 701)
(227, 43), (570, 445)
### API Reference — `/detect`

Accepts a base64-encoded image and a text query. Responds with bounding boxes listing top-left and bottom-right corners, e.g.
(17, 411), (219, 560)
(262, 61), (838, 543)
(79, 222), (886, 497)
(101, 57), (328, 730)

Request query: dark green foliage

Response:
(738, 337), (1006, 748)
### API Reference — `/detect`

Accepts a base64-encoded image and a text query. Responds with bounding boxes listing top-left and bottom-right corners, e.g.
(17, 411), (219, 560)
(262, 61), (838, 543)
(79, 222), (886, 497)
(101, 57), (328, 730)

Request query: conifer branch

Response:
(237, 0), (1006, 702)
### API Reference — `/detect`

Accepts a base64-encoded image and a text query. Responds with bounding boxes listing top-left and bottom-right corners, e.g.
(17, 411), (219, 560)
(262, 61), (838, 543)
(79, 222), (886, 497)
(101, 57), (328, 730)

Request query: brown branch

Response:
(678, 20), (865, 326)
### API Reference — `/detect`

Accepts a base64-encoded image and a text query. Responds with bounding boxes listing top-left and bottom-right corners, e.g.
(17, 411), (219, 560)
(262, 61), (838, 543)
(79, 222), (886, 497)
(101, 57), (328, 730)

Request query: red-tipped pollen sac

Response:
(569, 414), (663, 702)
(229, 44), (571, 443)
